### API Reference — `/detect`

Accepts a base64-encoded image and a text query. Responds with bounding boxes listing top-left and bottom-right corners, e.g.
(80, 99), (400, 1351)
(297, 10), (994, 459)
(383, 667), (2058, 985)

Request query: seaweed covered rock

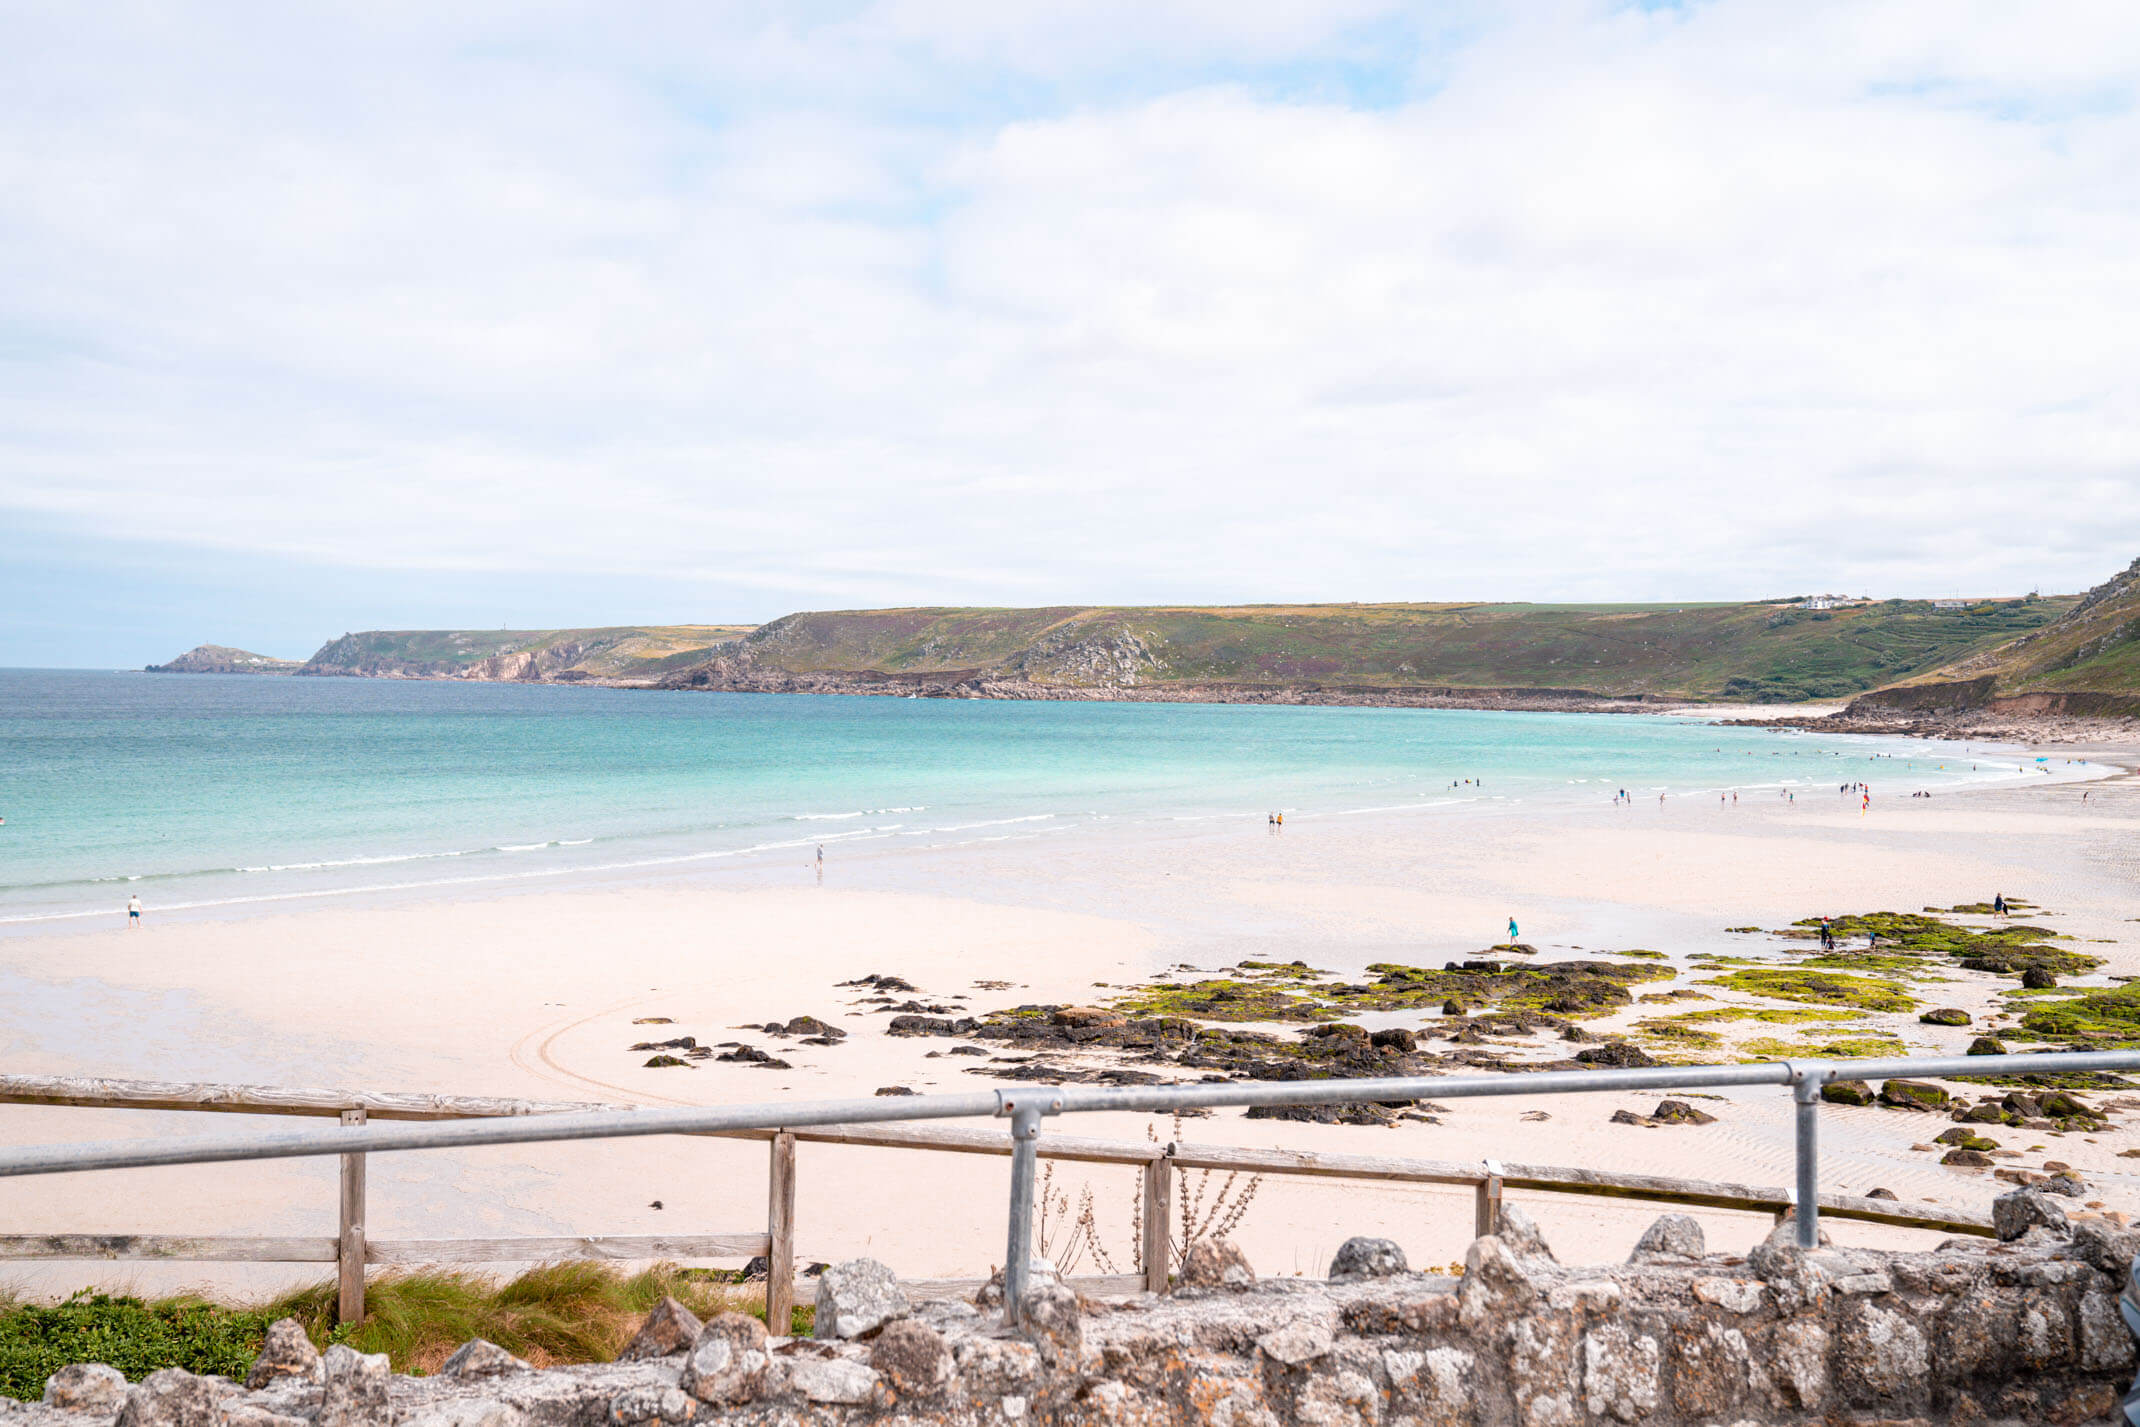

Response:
(1575, 1041), (1659, 1068)
(1920, 1007), (1971, 1026)
(1650, 1099), (1716, 1125)
(1879, 1079), (1949, 1111)
(1822, 1078), (1875, 1105)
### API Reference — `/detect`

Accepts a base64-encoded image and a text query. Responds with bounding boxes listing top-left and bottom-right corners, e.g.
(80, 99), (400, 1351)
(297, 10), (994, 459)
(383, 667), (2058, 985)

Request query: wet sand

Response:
(3, 745), (2138, 1299)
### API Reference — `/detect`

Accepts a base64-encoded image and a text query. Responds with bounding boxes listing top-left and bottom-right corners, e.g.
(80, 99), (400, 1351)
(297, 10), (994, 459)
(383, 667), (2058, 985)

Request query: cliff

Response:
(144, 645), (302, 675)
(1843, 557), (2140, 724)
(154, 593), (2083, 706)
(297, 627), (754, 683)
(653, 598), (2071, 706)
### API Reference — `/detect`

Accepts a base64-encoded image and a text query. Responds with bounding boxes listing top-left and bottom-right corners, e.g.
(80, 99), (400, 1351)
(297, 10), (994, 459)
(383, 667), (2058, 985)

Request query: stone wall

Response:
(10, 1189), (2136, 1427)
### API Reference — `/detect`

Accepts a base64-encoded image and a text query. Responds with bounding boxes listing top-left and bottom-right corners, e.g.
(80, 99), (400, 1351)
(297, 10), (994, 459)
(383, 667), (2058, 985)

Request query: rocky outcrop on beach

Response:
(21, 1191), (2136, 1427)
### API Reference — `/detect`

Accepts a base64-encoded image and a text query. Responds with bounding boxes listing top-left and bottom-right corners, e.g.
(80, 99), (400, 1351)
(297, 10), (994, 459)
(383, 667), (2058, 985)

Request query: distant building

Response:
(1932, 599), (1969, 611)
(1796, 594), (1871, 610)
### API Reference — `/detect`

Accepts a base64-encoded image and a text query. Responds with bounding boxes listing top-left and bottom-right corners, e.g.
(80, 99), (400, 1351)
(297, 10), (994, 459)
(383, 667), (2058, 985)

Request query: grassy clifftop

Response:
(1852, 558), (2140, 716)
(146, 645), (303, 674)
(302, 626), (754, 682)
(678, 597), (2071, 703)
(159, 593), (2084, 703)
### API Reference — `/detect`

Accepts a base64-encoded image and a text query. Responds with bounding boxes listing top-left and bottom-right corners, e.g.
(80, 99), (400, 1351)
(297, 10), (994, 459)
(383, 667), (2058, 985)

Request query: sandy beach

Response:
(4, 736), (2138, 1300)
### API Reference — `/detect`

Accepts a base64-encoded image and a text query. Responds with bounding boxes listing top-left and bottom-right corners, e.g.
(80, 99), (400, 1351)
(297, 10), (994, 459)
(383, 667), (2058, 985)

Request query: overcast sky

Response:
(6, 1), (2140, 665)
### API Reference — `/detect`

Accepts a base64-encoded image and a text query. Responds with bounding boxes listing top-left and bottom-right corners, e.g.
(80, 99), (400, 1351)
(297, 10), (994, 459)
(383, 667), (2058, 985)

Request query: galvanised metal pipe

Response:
(1787, 1064), (1834, 1250)
(1001, 1097), (1052, 1322)
(0, 1091), (1005, 1179)
(0, 1051), (2132, 1183)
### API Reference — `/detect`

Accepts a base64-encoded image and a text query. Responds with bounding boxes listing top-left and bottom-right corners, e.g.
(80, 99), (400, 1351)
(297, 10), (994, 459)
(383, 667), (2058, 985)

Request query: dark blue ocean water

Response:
(0, 671), (2033, 925)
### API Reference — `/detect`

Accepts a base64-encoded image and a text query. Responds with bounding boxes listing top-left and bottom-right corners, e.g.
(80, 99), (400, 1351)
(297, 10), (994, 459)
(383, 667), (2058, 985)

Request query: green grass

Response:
(0, 1291), (274, 1402)
(0, 1264), (802, 1401)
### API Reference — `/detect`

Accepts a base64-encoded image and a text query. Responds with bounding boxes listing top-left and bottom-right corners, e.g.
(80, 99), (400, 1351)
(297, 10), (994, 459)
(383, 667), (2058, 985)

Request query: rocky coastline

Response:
(12, 1187), (2135, 1427)
(649, 663), (1668, 713)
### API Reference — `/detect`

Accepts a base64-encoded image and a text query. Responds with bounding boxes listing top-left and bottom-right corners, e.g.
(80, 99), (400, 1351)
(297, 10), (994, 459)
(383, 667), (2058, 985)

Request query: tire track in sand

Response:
(508, 995), (704, 1109)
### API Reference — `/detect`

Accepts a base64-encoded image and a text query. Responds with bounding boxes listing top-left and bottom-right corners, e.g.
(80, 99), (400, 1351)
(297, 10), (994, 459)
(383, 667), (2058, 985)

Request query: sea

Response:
(0, 669), (2084, 929)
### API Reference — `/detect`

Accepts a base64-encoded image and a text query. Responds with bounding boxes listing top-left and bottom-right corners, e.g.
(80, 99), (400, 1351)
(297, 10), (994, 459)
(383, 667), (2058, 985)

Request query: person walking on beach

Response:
(126, 894), (141, 928)
(1993, 893), (2006, 917)
(1507, 916), (1520, 942)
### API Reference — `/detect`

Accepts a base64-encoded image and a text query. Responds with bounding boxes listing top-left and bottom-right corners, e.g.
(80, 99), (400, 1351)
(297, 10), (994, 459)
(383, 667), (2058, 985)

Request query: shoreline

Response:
(6, 737), (2140, 1300)
(142, 658), (2140, 749)
(0, 713), (2108, 938)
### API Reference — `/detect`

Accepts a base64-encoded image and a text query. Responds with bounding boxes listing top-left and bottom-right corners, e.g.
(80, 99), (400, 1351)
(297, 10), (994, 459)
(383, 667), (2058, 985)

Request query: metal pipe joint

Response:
(997, 1092), (1063, 1322)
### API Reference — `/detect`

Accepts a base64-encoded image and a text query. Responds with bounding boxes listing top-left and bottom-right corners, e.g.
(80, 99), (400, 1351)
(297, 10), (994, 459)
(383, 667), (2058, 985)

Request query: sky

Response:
(5, 1), (2140, 666)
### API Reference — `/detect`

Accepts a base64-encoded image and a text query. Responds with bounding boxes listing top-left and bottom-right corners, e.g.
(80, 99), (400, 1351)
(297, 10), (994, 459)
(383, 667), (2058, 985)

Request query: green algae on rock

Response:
(1739, 1032), (1909, 1061)
(1786, 911), (2102, 979)
(1631, 1019), (1724, 1051)
(2018, 981), (2140, 1046)
(1698, 968), (1918, 1013)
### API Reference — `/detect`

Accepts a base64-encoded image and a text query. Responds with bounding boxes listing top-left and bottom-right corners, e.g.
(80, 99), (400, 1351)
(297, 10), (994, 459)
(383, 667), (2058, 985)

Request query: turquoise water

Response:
(0, 670), (2053, 926)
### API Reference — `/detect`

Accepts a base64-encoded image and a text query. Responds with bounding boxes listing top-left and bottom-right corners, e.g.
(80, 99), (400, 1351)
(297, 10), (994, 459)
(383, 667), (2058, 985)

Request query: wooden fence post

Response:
(338, 1108), (367, 1326)
(766, 1132), (796, 1333)
(1140, 1151), (1172, 1294)
(1473, 1174), (1502, 1239)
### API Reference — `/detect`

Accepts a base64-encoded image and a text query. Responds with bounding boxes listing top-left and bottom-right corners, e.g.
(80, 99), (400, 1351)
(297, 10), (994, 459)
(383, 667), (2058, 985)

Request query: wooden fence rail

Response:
(0, 1073), (1993, 1325)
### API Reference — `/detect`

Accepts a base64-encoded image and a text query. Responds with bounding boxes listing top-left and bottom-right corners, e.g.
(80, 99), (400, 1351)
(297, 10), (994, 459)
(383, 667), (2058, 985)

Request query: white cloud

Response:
(3, 0), (2139, 616)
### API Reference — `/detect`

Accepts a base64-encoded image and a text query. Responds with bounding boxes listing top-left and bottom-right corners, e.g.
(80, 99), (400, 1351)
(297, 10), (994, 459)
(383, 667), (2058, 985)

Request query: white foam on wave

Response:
(927, 814), (1053, 832)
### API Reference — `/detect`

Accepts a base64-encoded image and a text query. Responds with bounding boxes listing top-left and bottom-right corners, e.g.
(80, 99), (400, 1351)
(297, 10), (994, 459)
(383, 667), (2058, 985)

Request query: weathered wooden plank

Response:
(1474, 1175), (1503, 1238)
(1140, 1155), (1173, 1295)
(338, 1108), (367, 1326)
(1168, 1143), (1488, 1186)
(0, 1074), (615, 1122)
(765, 1132), (796, 1330)
(365, 1234), (771, 1265)
(767, 1123), (1163, 1165)
(0, 1235), (337, 1262)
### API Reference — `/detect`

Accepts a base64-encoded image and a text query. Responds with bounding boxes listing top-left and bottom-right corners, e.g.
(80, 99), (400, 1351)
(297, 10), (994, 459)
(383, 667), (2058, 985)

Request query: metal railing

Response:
(1, 1050), (2131, 1324)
